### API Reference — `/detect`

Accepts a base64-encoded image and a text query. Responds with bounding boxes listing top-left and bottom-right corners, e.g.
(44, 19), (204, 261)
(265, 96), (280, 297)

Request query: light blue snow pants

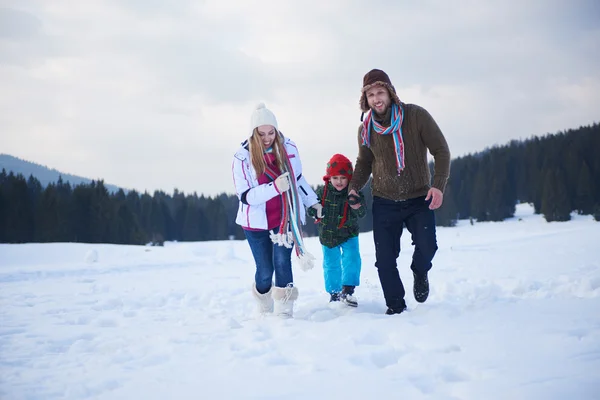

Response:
(322, 236), (361, 294)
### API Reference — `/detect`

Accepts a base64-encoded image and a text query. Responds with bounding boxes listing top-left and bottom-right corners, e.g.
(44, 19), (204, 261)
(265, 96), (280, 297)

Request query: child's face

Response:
(330, 175), (349, 191)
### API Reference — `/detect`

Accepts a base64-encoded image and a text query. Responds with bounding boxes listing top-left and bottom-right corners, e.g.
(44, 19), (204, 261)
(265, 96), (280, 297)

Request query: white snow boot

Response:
(252, 283), (274, 314)
(272, 284), (299, 318)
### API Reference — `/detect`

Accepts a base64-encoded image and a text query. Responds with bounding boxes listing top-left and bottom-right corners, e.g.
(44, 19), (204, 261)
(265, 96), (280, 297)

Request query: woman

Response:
(232, 103), (323, 318)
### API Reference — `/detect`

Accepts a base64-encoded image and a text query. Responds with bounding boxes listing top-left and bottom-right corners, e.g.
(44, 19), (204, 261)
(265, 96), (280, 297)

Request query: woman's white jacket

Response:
(232, 137), (318, 230)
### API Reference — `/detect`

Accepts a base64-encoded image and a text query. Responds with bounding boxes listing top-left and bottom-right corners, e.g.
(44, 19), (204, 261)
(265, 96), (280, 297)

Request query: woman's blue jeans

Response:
(244, 228), (294, 294)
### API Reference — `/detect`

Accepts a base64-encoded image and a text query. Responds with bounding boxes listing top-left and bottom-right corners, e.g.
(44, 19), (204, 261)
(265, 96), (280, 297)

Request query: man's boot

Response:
(413, 271), (429, 303)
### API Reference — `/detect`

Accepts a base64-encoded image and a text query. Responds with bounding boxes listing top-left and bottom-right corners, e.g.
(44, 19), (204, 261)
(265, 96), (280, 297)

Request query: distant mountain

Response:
(0, 153), (124, 193)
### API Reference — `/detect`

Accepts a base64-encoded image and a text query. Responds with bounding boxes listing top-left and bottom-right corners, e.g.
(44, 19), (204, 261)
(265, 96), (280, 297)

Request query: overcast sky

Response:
(1, 0), (599, 196)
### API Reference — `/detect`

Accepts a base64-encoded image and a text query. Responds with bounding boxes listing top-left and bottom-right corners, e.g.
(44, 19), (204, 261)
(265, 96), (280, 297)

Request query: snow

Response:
(1, 204), (599, 399)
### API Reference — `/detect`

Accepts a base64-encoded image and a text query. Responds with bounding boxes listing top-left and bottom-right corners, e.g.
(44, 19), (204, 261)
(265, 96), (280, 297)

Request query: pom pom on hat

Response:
(250, 102), (278, 135)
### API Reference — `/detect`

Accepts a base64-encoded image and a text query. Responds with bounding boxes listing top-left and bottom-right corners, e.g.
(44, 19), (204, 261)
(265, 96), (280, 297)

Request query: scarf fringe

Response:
(269, 230), (294, 248)
(297, 251), (315, 271)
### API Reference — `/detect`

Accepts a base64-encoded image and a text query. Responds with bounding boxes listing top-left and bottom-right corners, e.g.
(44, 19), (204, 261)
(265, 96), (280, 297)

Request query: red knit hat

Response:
(325, 154), (353, 179)
(318, 154), (354, 228)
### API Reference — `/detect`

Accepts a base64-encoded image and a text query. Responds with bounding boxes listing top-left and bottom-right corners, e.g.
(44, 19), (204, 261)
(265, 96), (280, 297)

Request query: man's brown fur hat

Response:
(359, 69), (402, 112)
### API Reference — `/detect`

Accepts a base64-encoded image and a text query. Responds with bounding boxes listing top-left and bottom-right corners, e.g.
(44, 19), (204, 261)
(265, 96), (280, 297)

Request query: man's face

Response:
(365, 85), (391, 115)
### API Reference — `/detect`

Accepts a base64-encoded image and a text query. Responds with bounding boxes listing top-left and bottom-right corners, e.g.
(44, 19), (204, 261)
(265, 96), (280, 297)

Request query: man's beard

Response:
(372, 103), (390, 118)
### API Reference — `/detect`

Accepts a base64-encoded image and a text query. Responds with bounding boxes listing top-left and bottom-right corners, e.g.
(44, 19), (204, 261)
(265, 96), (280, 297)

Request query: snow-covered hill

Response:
(1, 204), (599, 399)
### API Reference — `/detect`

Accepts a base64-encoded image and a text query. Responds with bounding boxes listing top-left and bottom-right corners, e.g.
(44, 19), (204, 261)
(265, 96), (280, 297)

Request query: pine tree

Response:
(471, 164), (489, 222)
(114, 202), (142, 244)
(0, 178), (6, 242)
(148, 195), (169, 245)
(71, 184), (93, 242)
(541, 168), (571, 222)
(2, 173), (35, 242)
(55, 177), (74, 241)
(435, 183), (458, 227)
(205, 197), (229, 240)
(172, 189), (188, 241)
(36, 183), (60, 242)
(575, 161), (594, 215)
(88, 180), (113, 243)
(182, 200), (202, 241)
(593, 204), (600, 222)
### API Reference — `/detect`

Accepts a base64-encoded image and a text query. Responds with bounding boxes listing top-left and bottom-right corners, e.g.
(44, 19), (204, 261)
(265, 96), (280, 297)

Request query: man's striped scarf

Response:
(361, 103), (406, 174)
(264, 145), (314, 270)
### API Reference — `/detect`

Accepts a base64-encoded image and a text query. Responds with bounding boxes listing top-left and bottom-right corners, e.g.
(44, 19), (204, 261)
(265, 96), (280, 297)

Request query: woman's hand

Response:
(274, 172), (290, 193)
(311, 203), (324, 218)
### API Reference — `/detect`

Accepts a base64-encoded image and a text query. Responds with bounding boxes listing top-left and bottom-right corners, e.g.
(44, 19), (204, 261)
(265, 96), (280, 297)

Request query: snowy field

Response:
(1, 204), (599, 400)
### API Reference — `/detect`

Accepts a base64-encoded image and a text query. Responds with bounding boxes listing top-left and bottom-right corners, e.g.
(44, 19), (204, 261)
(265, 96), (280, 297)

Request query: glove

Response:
(347, 193), (361, 205)
(274, 172), (290, 193)
(311, 203), (324, 218)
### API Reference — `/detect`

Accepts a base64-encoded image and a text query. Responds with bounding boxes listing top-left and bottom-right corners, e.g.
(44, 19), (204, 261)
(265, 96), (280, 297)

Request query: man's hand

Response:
(348, 189), (361, 210)
(425, 187), (443, 210)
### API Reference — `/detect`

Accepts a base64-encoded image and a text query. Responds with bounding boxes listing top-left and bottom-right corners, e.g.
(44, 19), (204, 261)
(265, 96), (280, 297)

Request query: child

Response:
(308, 154), (366, 307)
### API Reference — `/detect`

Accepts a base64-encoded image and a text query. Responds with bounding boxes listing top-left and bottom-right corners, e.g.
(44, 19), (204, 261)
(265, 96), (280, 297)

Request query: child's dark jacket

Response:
(307, 183), (366, 248)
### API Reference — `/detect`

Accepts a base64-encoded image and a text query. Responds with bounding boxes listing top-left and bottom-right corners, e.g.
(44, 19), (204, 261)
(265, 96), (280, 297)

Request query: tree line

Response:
(1, 123), (598, 244)
(0, 175), (237, 245)
(434, 122), (600, 225)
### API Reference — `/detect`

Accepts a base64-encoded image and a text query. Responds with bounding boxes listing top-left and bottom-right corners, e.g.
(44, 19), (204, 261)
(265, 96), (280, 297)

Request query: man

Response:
(348, 69), (450, 315)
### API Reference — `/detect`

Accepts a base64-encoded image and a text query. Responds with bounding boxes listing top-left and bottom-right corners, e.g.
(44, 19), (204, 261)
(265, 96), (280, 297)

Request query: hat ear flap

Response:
(360, 93), (369, 113)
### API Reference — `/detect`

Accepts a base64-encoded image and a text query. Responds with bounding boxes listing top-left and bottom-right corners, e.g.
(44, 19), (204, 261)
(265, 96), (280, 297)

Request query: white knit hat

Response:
(250, 102), (278, 135)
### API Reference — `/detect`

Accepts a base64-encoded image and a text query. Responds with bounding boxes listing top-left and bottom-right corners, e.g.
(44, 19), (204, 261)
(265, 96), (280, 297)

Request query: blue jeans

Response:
(372, 195), (438, 308)
(322, 236), (361, 293)
(244, 228), (294, 294)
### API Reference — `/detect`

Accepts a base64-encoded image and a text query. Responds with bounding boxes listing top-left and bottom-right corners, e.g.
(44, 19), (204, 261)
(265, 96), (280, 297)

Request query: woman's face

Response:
(257, 125), (277, 149)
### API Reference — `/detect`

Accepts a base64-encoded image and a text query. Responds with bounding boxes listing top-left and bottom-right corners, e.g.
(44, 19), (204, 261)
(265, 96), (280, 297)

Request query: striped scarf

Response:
(361, 103), (405, 174)
(264, 144), (315, 270)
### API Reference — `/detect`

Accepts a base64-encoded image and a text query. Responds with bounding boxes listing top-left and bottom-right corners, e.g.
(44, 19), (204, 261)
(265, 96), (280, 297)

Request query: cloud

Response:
(0, 7), (42, 39)
(0, 0), (598, 196)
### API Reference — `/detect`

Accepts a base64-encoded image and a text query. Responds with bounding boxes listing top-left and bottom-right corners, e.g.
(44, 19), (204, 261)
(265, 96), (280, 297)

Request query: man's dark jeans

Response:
(244, 228), (293, 294)
(372, 195), (438, 309)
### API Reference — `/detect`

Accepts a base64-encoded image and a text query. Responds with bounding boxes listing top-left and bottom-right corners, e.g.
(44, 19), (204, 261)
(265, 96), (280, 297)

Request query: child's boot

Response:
(341, 285), (358, 307)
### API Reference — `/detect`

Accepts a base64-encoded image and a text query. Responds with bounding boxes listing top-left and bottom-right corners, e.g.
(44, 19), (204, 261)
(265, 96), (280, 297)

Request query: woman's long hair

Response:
(249, 127), (286, 176)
